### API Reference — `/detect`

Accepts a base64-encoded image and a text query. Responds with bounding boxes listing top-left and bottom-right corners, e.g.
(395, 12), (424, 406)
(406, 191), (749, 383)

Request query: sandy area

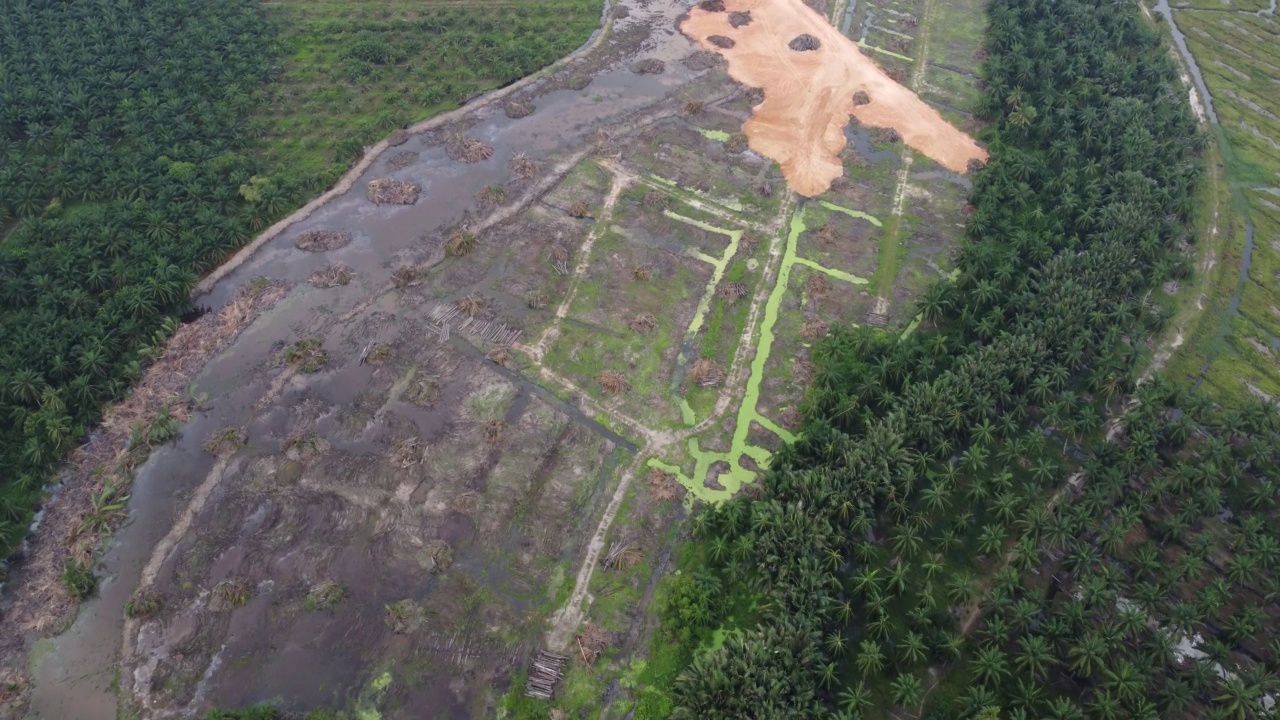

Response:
(682, 0), (987, 196)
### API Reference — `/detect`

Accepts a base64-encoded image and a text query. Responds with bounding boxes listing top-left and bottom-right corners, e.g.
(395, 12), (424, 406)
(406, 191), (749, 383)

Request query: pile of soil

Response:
(388, 151), (418, 171)
(295, 229), (353, 252)
(367, 178), (421, 205)
(631, 58), (665, 74)
(789, 34), (820, 51)
(505, 100), (535, 119)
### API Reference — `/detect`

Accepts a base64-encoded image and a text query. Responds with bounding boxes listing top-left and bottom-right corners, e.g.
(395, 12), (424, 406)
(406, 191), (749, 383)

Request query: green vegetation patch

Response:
(262, 0), (603, 180)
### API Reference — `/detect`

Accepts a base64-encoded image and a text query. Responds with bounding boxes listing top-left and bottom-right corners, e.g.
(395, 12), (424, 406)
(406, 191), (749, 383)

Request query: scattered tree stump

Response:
(388, 151), (418, 170)
(853, 90), (871, 106)
(728, 11), (752, 27)
(708, 35), (735, 49)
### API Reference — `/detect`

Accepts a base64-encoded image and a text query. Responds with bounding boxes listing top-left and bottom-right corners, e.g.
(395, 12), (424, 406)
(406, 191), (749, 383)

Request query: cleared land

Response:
(681, 0), (986, 196)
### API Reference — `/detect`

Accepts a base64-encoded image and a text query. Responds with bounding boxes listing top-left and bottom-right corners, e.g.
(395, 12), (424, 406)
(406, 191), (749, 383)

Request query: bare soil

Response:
(680, 0), (988, 195)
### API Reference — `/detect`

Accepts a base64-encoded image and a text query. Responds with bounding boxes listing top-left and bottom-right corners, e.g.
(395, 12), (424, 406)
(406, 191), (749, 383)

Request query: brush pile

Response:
(446, 134), (494, 163)
(295, 229), (352, 252)
(367, 178), (421, 205)
(505, 100), (535, 119)
(509, 152), (537, 180)
(598, 370), (631, 395)
(690, 358), (725, 388)
(575, 625), (611, 664)
(309, 264), (354, 288)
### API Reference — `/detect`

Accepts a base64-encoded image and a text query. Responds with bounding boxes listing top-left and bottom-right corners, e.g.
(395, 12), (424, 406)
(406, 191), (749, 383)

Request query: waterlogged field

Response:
(1164, 7), (1280, 404)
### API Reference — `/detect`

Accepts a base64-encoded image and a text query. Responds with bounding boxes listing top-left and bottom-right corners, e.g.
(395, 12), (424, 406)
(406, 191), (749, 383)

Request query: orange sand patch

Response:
(681, 0), (988, 196)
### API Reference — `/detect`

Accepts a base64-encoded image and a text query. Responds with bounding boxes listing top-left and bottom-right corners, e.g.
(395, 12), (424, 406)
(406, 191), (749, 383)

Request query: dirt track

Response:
(681, 0), (987, 196)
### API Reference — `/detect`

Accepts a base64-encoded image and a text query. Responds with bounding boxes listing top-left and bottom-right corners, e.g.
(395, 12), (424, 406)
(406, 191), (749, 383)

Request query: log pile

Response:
(525, 650), (568, 700)
(428, 304), (522, 345)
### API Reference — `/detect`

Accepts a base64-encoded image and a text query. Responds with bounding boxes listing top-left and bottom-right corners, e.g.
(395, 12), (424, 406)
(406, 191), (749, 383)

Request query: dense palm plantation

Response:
(650, 0), (1280, 717)
(0, 0), (276, 553)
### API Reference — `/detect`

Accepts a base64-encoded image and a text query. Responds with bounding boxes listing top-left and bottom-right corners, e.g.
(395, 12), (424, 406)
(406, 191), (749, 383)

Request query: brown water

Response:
(25, 0), (698, 716)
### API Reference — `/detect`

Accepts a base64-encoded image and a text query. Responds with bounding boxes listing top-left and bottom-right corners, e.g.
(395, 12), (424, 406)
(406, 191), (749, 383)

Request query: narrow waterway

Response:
(1152, 0), (1218, 124)
(23, 0), (699, 715)
(1150, 0), (1260, 382)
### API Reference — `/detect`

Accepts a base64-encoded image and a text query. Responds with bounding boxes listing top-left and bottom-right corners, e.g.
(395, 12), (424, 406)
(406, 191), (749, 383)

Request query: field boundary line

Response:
(194, 0), (619, 297)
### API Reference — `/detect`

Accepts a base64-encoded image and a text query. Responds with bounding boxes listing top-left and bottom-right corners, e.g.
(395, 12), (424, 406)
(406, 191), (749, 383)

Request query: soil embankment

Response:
(681, 0), (987, 195)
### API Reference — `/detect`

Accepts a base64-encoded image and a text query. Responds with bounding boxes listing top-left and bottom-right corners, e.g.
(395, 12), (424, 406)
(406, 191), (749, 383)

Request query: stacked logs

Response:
(525, 650), (568, 700)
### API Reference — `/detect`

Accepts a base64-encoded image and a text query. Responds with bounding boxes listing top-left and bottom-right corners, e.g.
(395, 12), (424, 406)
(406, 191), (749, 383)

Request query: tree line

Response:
(0, 0), (279, 554)
(648, 0), (1279, 717)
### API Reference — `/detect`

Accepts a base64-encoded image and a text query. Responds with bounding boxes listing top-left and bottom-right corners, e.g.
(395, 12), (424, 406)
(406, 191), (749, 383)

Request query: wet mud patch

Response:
(130, 354), (620, 718)
(388, 151), (419, 171)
